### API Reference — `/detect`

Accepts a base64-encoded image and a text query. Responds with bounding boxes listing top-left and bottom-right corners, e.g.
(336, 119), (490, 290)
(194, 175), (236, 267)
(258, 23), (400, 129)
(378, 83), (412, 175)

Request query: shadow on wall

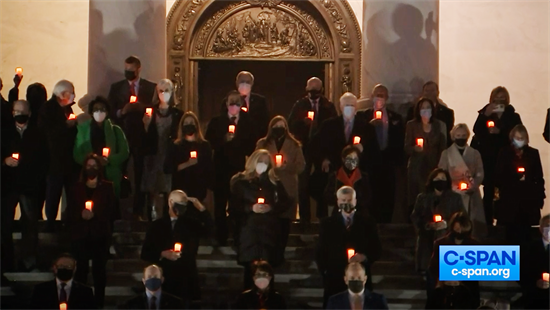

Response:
(87, 0), (165, 102)
(364, 2), (438, 112)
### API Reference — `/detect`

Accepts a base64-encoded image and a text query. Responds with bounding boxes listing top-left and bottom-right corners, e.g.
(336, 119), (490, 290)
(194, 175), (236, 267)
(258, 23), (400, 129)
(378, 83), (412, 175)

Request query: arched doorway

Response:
(167, 0), (361, 122)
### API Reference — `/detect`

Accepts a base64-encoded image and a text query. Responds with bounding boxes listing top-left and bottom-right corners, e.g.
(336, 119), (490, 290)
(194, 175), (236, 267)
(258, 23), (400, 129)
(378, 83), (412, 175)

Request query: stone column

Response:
(88, 0), (166, 98)
(361, 0), (439, 112)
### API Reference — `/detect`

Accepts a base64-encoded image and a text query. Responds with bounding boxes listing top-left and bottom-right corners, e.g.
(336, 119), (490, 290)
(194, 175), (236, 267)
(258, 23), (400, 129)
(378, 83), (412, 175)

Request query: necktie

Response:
(352, 294), (362, 310)
(59, 283), (67, 302)
(345, 216), (352, 230)
(150, 295), (157, 309)
(130, 82), (136, 96)
(171, 219), (177, 230)
(312, 100), (318, 115)
(345, 121), (352, 142)
(230, 116), (237, 124)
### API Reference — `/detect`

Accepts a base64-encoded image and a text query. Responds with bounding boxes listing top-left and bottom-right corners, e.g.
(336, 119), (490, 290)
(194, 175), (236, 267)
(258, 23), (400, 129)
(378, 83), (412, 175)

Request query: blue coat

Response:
(326, 290), (388, 310)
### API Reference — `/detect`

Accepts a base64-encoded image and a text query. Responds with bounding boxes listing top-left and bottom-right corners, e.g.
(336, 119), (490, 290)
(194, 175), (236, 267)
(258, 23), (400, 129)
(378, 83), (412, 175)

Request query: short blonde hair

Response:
(450, 123), (471, 141)
(152, 79), (177, 106)
(242, 149), (278, 184)
(236, 71), (254, 83)
(509, 124), (529, 144)
(53, 80), (74, 97)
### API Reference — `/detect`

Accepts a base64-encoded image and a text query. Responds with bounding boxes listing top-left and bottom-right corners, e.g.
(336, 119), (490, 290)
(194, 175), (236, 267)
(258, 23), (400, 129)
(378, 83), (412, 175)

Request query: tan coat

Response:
(256, 137), (305, 219)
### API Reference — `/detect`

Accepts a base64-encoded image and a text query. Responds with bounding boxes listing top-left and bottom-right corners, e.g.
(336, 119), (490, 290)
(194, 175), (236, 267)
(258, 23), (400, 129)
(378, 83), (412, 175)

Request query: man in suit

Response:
(326, 262), (389, 310)
(107, 55), (156, 219)
(141, 190), (213, 307)
(30, 253), (96, 309)
(311, 92), (380, 218)
(358, 84), (405, 223)
(288, 77), (337, 228)
(122, 264), (185, 309)
(206, 91), (258, 245)
(316, 186), (382, 308)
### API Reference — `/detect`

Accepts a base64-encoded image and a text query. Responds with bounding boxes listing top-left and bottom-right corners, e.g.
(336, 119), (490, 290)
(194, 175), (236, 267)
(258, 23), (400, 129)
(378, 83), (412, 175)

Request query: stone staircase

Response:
(2, 220), (522, 309)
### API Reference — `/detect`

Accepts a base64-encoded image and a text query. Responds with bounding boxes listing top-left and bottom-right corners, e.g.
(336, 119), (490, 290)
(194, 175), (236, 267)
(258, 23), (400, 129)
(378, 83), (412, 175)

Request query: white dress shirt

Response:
(145, 289), (161, 309)
(128, 77), (141, 95)
(56, 278), (73, 301)
(348, 289), (364, 310)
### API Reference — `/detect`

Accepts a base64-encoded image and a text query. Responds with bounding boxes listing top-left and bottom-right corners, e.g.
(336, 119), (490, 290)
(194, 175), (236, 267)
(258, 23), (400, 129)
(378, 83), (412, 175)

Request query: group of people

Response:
(1, 54), (549, 309)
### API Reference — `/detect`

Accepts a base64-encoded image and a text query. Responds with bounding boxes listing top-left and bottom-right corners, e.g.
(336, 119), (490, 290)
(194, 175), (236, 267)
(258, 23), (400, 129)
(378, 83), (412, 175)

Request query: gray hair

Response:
(450, 123), (471, 141)
(52, 80), (74, 97)
(13, 100), (30, 112)
(340, 92), (357, 105)
(336, 185), (356, 200)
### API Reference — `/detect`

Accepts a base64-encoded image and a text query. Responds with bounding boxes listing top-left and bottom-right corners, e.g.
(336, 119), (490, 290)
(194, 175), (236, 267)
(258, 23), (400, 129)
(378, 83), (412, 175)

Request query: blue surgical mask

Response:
(343, 106), (355, 118)
(513, 139), (525, 149)
(144, 277), (162, 291)
(420, 109), (432, 118)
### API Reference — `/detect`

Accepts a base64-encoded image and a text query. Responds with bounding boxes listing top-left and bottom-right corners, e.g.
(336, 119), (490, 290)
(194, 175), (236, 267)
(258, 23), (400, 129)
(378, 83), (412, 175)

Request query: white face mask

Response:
(374, 97), (386, 110)
(69, 93), (75, 103)
(493, 104), (505, 113)
(254, 277), (270, 290)
(420, 109), (432, 119)
(513, 139), (525, 149)
(256, 162), (268, 175)
(238, 83), (252, 96)
(161, 92), (171, 103)
(343, 106), (355, 119)
(93, 111), (106, 123)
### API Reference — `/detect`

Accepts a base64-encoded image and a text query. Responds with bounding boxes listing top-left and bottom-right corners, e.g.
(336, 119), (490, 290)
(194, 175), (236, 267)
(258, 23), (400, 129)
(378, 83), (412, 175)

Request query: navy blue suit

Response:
(326, 290), (389, 309)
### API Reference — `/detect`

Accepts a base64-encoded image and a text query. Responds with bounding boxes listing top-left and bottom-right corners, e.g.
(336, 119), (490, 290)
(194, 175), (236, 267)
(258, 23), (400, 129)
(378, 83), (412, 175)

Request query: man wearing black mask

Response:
(1, 100), (48, 274)
(316, 186), (382, 308)
(107, 55), (156, 219)
(122, 264), (184, 309)
(288, 77), (337, 228)
(30, 253), (96, 309)
(326, 262), (389, 309)
(141, 190), (213, 307)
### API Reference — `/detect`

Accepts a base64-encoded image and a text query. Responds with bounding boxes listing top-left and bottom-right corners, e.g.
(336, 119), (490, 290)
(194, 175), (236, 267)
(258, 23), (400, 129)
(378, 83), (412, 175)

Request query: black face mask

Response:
(173, 202), (187, 216)
(308, 89), (321, 100)
(56, 268), (74, 282)
(85, 168), (99, 180)
(450, 231), (469, 240)
(271, 127), (285, 139)
(124, 70), (137, 81)
(144, 278), (162, 291)
(432, 180), (448, 192)
(14, 114), (30, 124)
(339, 203), (355, 213)
(455, 138), (467, 147)
(348, 280), (364, 294)
(182, 124), (197, 136)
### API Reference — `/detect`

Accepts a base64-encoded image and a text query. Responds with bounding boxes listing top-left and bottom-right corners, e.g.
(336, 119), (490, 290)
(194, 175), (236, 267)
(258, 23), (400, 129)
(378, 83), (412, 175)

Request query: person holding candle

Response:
(1, 100), (48, 274)
(0, 77), (14, 131)
(73, 96), (129, 198)
(233, 260), (287, 309)
(471, 86), (522, 226)
(164, 111), (214, 205)
(324, 145), (372, 215)
(405, 97), (447, 213)
(206, 90), (257, 245)
(229, 149), (291, 289)
(30, 253), (96, 309)
(410, 168), (465, 273)
(494, 125), (545, 246)
(438, 124), (487, 238)
(316, 186), (381, 308)
(357, 84), (405, 223)
(520, 214), (549, 309)
(38, 79), (80, 232)
(256, 116), (305, 249)
(141, 79), (183, 220)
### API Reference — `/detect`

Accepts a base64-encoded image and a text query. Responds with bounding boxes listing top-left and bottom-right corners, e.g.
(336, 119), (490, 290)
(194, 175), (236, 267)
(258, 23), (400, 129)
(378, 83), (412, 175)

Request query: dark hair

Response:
(447, 211), (473, 235)
(263, 115), (301, 147)
(53, 252), (76, 266)
(80, 153), (104, 182)
(88, 96), (111, 116)
(250, 260), (274, 288)
(125, 55), (141, 68)
(26, 83), (47, 113)
(425, 168), (452, 193)
(422, 81), (439, 92)
(413, 97), (436, 123)
(341, 145), (361, 160)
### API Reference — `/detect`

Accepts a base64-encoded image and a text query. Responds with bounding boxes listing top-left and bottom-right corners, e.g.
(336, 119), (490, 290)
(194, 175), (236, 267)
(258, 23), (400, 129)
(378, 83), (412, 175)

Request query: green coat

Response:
(73, 119), (129, 197)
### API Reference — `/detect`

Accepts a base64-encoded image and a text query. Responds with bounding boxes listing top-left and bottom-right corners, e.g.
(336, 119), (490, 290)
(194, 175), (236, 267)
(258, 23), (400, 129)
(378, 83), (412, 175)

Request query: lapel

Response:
(344, 292), (352, 309)
(51, 280), (60, 305)
(141, 293), (149, 309)
(337, 117), (347, 144)
(137, 79), (146, 100)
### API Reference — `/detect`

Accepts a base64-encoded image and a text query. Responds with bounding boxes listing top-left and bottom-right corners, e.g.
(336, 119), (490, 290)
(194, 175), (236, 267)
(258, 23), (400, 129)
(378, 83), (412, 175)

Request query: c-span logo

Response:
(439, 245), (519, 281)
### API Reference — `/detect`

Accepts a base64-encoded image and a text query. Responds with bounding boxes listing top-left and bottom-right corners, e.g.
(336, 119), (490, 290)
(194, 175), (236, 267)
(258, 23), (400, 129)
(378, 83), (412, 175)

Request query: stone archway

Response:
(166, 0), (362, 116)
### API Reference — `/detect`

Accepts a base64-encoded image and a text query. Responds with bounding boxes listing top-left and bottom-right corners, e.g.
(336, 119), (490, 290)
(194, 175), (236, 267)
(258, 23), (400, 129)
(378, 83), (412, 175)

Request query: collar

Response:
(56, 278), (73, 289)
(348, 289), (365, 297)
(146, 289), (161, 299)
(128, 77), (141, 86)
(309, 97), (319, 104)
(336, 167), (362, 186)
(15, 122), (28, 131)
(228, 112), (239, 121)
(543, 238), (549, 248)
(170, 216), (178, 222)
(341, 211), (355, 222)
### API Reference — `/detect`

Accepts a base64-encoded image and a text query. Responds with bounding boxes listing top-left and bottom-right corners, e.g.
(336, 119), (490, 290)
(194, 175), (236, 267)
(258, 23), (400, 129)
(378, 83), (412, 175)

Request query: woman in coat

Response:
(229, 149), (291, 289)
(405, 97), (447, 210)
(68, 154), (116, 308)
(73, 96), (129, 198)
(410, 168), (465, 272)
(164, 111), (214, 202)
(438, 124), (486, 238)
(232, 260), (287, 309)
(142, 79), (183, 219)
(256, 115), (305, 249)
(471, 86), (522, 226)
(324, 145), (372, 215)
(495, 125), (545, 246)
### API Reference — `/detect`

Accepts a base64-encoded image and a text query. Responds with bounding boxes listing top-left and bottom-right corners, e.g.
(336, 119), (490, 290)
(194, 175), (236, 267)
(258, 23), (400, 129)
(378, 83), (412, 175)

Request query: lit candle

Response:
(353, 136), (361, 144)
(12, 153), (19, 160)
(517, 167), (525, 173)
(543, 272), (549, 282)
(130, 95), (137, 103)
(68, 114), (76, 120)
(487, 121), (495, 128)
(307, 111), (315, 120)
(59, 302), (67, 310)
(145, 108), (153, 116)
(174, 243), (182, 252)
(85, 201), (93, 211)
(275, 154), (283, 167)
(102, 147), (110, 157)
(257, 198), (265, 204)
(241, 106), (248, 112)
(375, 111), (382, 119)
(228, 125), (235, 134)
(434, 215), (442, 222)
(416, 138), (424, 148)
(15, 67), (23, 76)
(190, 151), (197, 159)
(347, 249), (355, 260)
(460, 182), (468, 190)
